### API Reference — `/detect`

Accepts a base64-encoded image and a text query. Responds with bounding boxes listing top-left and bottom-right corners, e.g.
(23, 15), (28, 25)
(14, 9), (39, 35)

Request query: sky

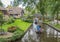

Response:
(1, 0), (25, 8)
(1, 0), (14, 7)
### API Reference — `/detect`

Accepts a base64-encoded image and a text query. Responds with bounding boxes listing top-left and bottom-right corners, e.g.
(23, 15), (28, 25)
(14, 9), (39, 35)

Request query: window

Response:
(9, 10), (12, 11)
(10, 14), (13, 16)
(14, 14), (18, 16)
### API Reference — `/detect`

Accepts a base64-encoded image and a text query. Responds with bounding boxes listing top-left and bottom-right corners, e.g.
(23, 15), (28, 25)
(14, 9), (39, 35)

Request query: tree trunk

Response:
(57, 11), (58, 25)
(52, 15), (54, 21)
(46, 13), (47, 20)
(1, 24), (2, 35)
(42, 14), (45, 22)
(42, 14), (45, 29)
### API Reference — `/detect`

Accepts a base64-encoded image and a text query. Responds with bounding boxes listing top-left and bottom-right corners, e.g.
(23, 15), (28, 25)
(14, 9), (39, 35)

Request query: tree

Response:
(0, 0), (3, 7)
(0, 11), (5, 35)
(51, 0), (60, 24)
(13, 0), (60, 23)
(36, 0), (47, 22)
(13, 0), (23, 6)
(6, 5), (12, 10)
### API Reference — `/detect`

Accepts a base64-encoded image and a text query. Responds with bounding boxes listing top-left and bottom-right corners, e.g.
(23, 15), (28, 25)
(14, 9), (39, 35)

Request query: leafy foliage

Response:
(21, 15), (33, 23)
(0, 11), (5, 27)
(5, 16), (15, 24)
(0, 0), (3, 7)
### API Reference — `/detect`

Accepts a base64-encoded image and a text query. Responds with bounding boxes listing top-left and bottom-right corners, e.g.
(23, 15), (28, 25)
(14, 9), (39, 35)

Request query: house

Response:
(7, 7), (24, 18)
(0, 7), (24, 20)
(0, 7), (7, 15)
(0, 7), (9, 21)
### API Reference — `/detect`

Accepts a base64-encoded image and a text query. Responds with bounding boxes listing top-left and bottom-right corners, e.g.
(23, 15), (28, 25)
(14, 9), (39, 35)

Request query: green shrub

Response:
(57, 16), (60, 20)
(27, 15), (33, 19)
(21, 15), (33, 23)
(11, 30), (23, 41)
(0, 38), (7, 42)
(24, 19), (33, 23)
(7, 17), (15, 24)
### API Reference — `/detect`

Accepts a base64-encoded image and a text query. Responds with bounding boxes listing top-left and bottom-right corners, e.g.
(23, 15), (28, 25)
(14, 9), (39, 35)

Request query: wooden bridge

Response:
(15, 23), (60, 42)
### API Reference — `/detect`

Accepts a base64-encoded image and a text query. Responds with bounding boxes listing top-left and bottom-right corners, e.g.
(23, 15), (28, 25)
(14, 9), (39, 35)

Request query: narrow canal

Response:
(16, 24), (60, 42)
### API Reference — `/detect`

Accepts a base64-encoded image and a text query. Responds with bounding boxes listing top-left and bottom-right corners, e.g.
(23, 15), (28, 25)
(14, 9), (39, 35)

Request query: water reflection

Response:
(21, 29), (40, 42)
(21, 25), (60, 42)
(46, 25), (60, 38)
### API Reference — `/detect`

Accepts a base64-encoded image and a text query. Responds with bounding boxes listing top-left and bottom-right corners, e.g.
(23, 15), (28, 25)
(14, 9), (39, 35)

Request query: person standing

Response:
(33, 22), (38, 32)
(33, 17), (39, 23)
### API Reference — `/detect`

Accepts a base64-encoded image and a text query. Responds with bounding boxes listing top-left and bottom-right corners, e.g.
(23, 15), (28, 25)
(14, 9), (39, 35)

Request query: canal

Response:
(16, 23), (60, 42)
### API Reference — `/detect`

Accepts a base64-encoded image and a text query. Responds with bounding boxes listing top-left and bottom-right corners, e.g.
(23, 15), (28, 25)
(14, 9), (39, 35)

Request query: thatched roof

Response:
(0, 7), (6, 10)
(7, 7), (23, 14)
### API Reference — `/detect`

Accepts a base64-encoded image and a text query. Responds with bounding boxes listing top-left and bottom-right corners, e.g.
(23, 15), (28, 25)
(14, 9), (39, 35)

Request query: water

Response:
(16, 24), (60, 42)
(21, 29), (40, 42)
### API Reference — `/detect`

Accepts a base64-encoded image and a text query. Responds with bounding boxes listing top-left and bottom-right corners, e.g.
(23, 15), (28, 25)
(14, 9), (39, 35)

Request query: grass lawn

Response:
(44, 20), (60, 30)
(44, 20), (51, 24)
(1, 19), (31, 32)
(54, 24), (60, 30)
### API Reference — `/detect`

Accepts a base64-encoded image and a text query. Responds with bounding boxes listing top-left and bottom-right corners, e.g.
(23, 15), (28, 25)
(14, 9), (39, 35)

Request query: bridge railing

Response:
(41, 23), (60, 42)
